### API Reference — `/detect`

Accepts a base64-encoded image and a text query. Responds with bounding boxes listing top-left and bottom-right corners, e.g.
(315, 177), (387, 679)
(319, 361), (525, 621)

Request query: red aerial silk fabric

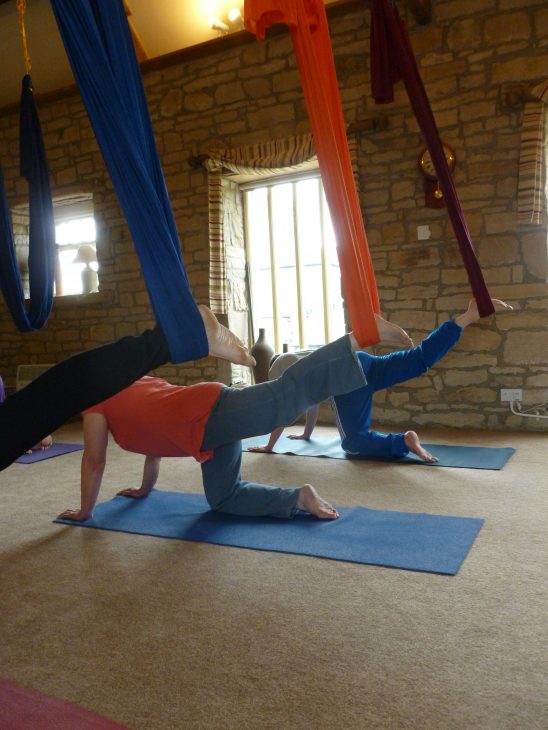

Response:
(245, 0), (380, 347)
(370, 0), (494, 317)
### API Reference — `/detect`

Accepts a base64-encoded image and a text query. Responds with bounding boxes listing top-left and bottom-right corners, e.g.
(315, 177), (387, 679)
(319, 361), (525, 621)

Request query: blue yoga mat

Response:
(54, 490), (484, 575)
(244, 436), (515, 470)
(16, 443), (83, 464)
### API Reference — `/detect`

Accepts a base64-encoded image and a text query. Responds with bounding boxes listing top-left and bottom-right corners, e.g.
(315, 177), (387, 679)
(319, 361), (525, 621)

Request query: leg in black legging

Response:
(0, 325), (170, 470)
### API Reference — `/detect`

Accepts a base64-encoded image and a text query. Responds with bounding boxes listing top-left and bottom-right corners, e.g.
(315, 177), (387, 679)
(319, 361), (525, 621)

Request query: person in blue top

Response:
(248, 298), (512, 462)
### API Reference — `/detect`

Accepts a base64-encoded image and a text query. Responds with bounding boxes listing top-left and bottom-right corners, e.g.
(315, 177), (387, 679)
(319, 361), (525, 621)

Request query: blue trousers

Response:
(201, 334), (366, 518)
(334, 320), (462, 459)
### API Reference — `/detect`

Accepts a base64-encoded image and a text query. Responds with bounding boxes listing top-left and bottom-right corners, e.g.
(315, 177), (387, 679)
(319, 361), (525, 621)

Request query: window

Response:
(12, 193), (98, 297)
(243, 173), (345, 352)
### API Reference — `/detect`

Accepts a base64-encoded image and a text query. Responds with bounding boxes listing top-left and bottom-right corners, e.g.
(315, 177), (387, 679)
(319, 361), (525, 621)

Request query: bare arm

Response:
(57, 413), (109, 521)
(117, 455), (161, 498)
(248, 426), (285, 454)
(288, 404), (320, 440)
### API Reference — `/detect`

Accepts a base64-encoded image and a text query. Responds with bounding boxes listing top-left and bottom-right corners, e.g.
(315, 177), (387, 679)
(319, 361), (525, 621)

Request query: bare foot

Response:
(404, 430), (438, 463)
(198, 305), (256, 367)
(296, 484), (339, 519)
(374, 314), (414, 349)
(247, 445), (273, 453)
(455, 298), (513, 328)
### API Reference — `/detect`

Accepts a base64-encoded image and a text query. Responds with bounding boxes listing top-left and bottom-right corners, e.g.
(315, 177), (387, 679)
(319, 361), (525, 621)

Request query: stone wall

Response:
(0, 0), (547, 430)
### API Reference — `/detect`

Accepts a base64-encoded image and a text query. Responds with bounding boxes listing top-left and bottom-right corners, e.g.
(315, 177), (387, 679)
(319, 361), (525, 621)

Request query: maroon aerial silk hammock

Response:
(370, 0), (493, 317)
(245, 0), (381, 348)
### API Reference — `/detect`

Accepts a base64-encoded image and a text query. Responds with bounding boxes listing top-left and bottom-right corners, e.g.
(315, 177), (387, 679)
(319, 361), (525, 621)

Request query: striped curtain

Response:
(518, 80), (548, 226)
(205, 133), (317, 314)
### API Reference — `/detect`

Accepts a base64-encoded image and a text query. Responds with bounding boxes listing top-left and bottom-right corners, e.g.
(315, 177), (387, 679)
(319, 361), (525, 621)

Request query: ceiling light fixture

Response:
(228, 8), (242, 23)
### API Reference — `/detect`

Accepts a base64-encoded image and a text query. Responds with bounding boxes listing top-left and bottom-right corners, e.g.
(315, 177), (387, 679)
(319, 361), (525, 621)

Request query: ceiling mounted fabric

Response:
(245, 0), (381, 348)
(370, 0), (493, 317)
(50, 0), (208, 363)
(0, 75), (55, 331)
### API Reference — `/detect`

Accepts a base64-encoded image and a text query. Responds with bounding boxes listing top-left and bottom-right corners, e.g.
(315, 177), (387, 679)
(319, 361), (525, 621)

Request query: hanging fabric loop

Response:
(245, 0), (381, 348)
(370, 0), (494, 317)
(51, 0), (208, 363)
(0, 75), (56, 332)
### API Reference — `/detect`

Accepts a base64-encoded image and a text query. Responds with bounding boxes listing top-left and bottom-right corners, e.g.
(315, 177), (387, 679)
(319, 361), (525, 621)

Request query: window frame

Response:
(242, 169), (343, 352)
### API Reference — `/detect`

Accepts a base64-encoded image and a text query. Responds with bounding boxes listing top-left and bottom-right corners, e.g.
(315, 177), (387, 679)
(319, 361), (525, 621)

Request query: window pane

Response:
(322, 190), (346, 339)
(271, 184), (295, 268)
(296, 178), (322, 266)
(277, 264), (299, 348)
(55, 216), (98, 295)
(246, 188), (274, 342)
(56, 216), (96, 245)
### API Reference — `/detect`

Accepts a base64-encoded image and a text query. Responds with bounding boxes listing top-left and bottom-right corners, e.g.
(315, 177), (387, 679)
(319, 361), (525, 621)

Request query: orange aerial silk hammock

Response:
(245, 0), (381, 347)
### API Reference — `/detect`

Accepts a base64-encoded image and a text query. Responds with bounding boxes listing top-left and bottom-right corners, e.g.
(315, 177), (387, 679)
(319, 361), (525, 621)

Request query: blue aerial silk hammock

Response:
(50, 0), (207, 363)
(0, 74), (56, 331)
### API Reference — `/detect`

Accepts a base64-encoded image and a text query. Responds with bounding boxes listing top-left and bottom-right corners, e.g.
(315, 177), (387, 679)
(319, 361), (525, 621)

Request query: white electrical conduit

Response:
(510, 400), (548, 420)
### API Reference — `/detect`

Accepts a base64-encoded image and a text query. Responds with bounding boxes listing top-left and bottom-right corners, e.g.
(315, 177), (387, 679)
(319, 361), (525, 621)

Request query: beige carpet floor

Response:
(0, 423), (546, 730)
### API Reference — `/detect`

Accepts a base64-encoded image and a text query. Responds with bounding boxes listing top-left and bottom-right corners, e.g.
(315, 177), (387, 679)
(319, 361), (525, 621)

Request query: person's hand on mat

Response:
(26, 435), (54, 454)
(404, 431), (438, 463)
(116, 487), (151, 499)
(57, 508), (91, 522)
(287, 433), (310, 441)
(247, 445), (273, 453)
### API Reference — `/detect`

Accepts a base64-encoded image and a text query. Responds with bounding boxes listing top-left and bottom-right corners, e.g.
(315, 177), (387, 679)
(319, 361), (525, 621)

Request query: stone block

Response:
(478, 236), (519, 265)
(484, 212), (518, 235)
(388, 246), (440, 268)
(492, 55), (548, 83)
(434, 351), (495, 369)
(386, 310), (437, 331)
(401, 268), (440, 285)
(505, 331), (548, 365)
(443, 370), (488, 387)
(446, 387), (497, 403)
(460, 328), (503, 352)
(447, 19), (482, 51)
(90, 324), (115, 342)
(485, 12), (531, 43)
(247, 104), (296, 128)
(536, 7), (548, 39)
(521, 232), (548, 280)
(183, 92), (214, 113)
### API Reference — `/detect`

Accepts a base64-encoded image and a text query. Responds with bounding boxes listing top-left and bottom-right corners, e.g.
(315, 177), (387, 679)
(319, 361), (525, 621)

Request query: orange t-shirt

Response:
(83, 376), (224, 463)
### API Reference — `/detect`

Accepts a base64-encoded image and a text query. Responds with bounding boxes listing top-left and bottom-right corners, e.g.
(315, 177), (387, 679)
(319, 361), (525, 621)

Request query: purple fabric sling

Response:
(370, 0), (493, 317)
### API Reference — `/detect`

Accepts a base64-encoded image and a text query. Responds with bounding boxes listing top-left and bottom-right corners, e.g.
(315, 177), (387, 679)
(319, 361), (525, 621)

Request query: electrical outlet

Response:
(501, 388), (522, 402)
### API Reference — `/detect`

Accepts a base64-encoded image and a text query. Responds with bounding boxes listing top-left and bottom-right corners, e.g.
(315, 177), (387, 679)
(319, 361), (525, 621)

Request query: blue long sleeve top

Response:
(333, 319), (463, 458)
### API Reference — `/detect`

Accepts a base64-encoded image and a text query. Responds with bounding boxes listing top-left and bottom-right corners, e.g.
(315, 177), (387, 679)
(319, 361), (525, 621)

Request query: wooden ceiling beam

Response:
(404, 0), (432, 25)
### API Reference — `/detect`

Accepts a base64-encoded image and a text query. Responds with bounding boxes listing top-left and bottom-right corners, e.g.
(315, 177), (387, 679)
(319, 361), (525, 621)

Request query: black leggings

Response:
(0, 325), (170, 470)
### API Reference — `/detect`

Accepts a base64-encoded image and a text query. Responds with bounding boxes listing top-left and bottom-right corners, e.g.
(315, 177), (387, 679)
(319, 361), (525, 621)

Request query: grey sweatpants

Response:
(200, 334), (366, 518)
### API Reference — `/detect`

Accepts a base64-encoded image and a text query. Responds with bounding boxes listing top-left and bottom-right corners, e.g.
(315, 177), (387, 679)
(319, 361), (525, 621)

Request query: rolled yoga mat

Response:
(243, 436), (515, 470)
(55, 490), (484, 575)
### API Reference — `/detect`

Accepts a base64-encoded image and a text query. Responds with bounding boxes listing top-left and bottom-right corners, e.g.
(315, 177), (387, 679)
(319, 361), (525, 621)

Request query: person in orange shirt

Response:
(58, 315), (414, 523)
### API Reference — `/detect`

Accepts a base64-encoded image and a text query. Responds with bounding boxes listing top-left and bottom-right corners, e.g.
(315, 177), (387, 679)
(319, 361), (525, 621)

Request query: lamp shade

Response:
(73, 244), (97, 265)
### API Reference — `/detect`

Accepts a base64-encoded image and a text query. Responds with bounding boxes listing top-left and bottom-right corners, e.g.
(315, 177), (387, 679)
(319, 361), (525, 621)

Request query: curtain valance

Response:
(517, 80), (548, 226)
